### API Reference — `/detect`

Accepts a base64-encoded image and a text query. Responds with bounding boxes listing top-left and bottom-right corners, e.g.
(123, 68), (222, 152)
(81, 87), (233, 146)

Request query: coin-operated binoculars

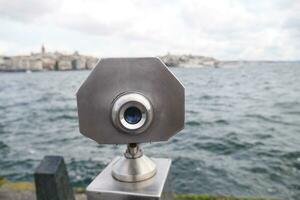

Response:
(77, 57), (184, 200)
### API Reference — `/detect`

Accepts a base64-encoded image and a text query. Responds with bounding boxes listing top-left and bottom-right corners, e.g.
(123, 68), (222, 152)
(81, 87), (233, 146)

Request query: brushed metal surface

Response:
(76, 57), (185, 144)
(112, 155), (157, 182)
(87, 157), (172, 200)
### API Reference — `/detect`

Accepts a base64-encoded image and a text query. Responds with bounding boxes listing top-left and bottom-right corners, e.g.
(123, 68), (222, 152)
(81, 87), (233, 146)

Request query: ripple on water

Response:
(253, 133), (273, 139)
(68, 159), (106, 187)
(186, 121), (201, 126)
(280, 151), (300, 170)
(192, 138), (258, 156)
(186, 119), (230, 127)
(48, 114), (77, 121)
(0, 141), (9, 154)
(274, 101), (300, 109)
(214, 119), (230, 125)
(245, 113), (298, 126)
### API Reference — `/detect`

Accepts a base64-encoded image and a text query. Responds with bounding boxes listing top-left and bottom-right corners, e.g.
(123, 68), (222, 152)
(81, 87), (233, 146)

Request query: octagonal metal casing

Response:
(76, 57), (185, 144)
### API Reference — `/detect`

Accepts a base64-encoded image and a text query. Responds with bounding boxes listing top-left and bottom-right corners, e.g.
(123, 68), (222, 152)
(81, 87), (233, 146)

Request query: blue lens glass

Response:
(124, 107), (142, 124)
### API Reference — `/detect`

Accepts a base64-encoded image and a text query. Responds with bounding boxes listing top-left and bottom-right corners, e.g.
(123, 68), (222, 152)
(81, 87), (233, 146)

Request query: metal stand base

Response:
(111, 143), (157, 183)
(112, 155), (157, 182)
(87, 157), (172, 200)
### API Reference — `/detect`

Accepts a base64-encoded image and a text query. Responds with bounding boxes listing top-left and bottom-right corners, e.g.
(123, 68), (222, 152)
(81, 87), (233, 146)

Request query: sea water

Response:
(0, 63), (300, 199)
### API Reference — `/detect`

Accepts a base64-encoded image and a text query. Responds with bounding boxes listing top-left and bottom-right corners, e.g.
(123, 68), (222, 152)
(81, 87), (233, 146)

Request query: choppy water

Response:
(1, 63), (300, 199)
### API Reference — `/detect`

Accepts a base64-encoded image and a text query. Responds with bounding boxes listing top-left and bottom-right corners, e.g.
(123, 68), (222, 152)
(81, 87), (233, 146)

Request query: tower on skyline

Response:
(41, 45), (45, 55)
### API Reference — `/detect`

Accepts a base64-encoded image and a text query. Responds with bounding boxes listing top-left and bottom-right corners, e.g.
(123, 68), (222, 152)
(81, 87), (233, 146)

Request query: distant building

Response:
(0, 56), (13, 71)
(42, 55), (56, 70)
(0, 45), (99, 71)
(57, 55), (73, 70)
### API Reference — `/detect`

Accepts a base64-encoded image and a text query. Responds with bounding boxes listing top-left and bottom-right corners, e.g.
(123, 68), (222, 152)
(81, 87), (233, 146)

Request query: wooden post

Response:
(34, 156), (75, 200)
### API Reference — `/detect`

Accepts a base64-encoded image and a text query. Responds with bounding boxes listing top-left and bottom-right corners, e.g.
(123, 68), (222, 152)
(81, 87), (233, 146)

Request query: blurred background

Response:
(0, 0), (300, 200)
(0, 0), (299, 59)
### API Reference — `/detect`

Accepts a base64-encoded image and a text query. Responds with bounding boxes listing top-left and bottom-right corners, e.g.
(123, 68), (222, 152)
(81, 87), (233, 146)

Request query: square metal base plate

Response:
(87, 157), (172, 200)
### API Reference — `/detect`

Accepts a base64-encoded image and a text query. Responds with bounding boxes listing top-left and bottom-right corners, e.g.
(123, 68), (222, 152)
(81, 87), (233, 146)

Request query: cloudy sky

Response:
(0, 0), (299, 60)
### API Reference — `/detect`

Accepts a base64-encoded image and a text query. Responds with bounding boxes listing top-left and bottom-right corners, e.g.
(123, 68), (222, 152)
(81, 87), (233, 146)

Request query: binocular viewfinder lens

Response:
(111, 93), (153, 134)
(124, 107), (142, 124)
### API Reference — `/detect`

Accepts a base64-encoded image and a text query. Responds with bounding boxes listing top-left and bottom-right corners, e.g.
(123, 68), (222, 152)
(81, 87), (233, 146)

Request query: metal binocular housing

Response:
(77, 57), (185, 144)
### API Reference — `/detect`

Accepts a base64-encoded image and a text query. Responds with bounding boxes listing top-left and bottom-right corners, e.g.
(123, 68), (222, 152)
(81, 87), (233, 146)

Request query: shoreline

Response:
(1, 49), (219, 72)
(0, 178), (274, 200)
(1, 60), (299, 73)
(1, 46), (299, 72)
(1, 46), (300, 72)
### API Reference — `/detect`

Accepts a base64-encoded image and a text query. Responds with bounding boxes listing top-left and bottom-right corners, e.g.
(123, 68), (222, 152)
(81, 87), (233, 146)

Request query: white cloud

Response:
(0, 0), (61, 22)
(0, 0), (299, 60)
